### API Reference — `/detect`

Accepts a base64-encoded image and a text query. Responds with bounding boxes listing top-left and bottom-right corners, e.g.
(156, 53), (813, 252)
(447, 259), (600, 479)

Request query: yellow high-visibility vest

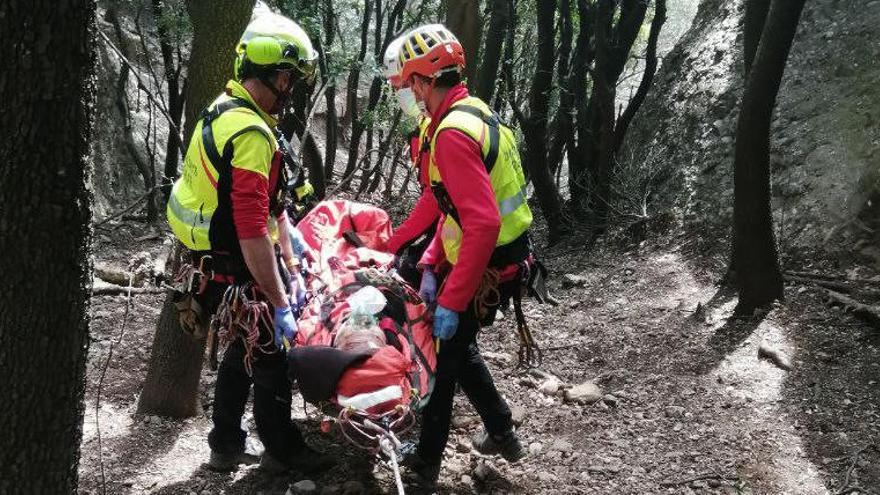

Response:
(167, 80), (280, 253)
(427, 96), (532, 265)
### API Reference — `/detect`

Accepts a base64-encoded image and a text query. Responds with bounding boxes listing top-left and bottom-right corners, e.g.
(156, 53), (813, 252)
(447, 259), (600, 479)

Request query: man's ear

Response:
(276, 71), (292, 91)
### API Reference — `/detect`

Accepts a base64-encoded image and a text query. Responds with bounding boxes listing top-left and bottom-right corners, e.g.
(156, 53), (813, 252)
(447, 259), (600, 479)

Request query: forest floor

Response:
(78, 219), (880, 495)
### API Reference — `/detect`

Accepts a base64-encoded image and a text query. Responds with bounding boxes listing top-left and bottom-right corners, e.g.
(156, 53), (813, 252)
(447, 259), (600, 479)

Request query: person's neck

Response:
(241, 78), (276, 114)
(428, 85), (451, 117)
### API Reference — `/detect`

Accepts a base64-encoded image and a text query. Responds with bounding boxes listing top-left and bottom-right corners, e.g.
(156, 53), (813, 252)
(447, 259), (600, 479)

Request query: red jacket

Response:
(420, 84), (501, 312)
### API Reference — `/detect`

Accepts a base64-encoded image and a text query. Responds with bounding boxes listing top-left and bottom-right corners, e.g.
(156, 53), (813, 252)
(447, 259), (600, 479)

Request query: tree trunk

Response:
(571, 0), (647, 224)
(444, 0), (482, 87)
(586, 0), (618, 226)
(139, 1), (253, 417)
(183, 0), (255, 144)
(744, 0), (772, 78)
(475, 0), (510, 102)
(728, 0), (773, 280)
(136, 282), (206, 417)
(518, 0), (568, 244)
(340, 0), (374, 185)
(614, 0), (666, 152)
(547, 0), (574, 174)
(107, 6), (160, 222)
(152, 0), (186, 197)
(317, 2), (338, 185)
(0, 1), (95, 491)
(732, 0), (805, 312)
(566, 0), (594, 212)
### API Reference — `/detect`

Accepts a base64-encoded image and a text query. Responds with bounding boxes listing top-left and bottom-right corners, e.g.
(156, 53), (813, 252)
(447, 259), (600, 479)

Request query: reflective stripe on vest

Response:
(427, 96), (533, 265)
(167, 94), (275, 251)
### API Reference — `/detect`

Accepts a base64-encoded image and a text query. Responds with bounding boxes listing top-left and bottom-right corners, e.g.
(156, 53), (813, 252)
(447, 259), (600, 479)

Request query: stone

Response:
(510, 404), (527, 426)
(664, 406), (685, 418)
(602, 394), (619, 407)
(320, 485), (342, 495)
(564, 381), (603, 404)
(461, 474), (473, 485)
(540, 378), (563, 396)
(341, 481), (365, 495)
(473, 463), (495, 481)
(483, 351), (513, 365)
(529, 442), (544, 455)
(550, 439), (574, 453)
(290, 480), (317, 494)
(562, 274), (588, 288)
(451, 415), (478, 429)
(456, 441), (472, 453)
(758, 343), (792, 371)
(537, 471), (556, 483)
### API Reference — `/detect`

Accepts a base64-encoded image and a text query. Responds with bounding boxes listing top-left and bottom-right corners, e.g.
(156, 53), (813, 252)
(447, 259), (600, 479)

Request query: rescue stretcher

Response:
(285, 200), (438, 493)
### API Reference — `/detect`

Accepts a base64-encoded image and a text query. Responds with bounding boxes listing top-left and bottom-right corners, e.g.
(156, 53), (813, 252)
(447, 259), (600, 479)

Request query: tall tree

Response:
(318, 0), (339, 186)
(339, 0), (375, 185)
(743, 0), (772, 77)
(183, 0), (256, 143)
(139, 0), (255, 417)
(731, 0), (805, 311)
(152, 0), (188, 197)
(444, 0), (482, 86)
(515, 0), (569, 243)
(614, 0), (667, 152)
(0, 0), (95, 491)
(475, 0), (511, 102)
(568, 0), (648, 225)
(547, 0), (575, 174)
(106, 5), (160, 222)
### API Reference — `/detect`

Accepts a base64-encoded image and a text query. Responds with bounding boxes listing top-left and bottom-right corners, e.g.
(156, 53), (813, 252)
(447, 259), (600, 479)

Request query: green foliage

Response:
(154, 0), (192, 43)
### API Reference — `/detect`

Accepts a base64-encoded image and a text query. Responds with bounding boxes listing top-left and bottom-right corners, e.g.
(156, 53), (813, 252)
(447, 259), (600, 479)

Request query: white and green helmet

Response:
(234, 11), (318, 83)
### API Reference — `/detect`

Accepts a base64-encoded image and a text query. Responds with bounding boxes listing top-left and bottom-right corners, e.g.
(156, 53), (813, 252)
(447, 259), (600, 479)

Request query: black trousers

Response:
(417, 302), (513, 464)
(202, 281), (306, 459)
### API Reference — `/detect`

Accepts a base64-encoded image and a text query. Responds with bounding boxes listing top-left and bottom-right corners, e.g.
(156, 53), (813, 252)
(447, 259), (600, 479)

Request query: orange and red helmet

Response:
(397, 24), (466, 84)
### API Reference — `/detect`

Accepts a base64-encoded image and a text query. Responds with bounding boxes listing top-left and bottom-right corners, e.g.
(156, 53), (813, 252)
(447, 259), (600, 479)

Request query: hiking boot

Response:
(471, 429), (526, 462)
(207, 449), (260, 472)
(260, 445), (336, 475)
(400, 448), (440, 490)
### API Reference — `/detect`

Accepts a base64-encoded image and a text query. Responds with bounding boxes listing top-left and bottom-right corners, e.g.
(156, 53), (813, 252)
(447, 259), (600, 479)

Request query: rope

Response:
(95, 273), (134, 495)
(214, 284), (277, 376)
(380, 435), (406, 495)
(474, 268), (502, 320)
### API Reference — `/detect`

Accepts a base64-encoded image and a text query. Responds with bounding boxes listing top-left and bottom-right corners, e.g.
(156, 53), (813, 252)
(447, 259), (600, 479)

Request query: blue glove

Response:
(274, 305), (298, 350)
(419, 268), (438, 305)
(433, 305), (459, 341)
(289, 227), (308, 260)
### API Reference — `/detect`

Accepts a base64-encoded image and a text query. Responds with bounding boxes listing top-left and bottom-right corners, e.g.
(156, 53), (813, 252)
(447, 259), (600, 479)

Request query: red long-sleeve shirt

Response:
(420, 84), (501, 312)
(230, 145), (282, 239)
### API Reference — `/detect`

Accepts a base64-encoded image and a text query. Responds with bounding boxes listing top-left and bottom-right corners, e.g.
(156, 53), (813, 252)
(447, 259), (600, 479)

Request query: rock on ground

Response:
(564, 381), (603, 404)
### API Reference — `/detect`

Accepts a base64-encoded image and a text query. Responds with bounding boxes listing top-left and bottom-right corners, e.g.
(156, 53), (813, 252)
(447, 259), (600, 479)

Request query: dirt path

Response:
(78, 225), (880, 494)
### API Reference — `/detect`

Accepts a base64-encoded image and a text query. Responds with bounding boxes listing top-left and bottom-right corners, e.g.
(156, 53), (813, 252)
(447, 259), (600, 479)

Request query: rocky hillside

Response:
(624, 0), (880, 266)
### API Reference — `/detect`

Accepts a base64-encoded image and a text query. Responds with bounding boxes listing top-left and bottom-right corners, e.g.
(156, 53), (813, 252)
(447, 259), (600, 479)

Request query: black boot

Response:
(260, 445), (336, 475)
(400, 444), (440, 490)
(207, 449), (260, 472)
(471, 429), (526, 462)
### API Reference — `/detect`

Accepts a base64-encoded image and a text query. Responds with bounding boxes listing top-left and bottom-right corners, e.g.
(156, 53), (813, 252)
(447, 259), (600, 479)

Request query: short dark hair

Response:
(434, 69), (462, 89)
